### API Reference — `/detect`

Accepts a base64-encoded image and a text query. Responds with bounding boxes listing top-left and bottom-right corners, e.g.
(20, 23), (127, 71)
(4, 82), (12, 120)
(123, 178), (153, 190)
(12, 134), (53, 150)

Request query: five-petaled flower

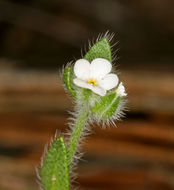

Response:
(73, 58), (119, 96)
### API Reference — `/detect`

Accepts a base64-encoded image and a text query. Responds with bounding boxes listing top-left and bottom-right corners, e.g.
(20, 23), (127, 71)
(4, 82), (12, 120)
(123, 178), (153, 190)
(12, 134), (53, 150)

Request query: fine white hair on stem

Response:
(64, 102), (93, 184)
(63, 92), (127, 185)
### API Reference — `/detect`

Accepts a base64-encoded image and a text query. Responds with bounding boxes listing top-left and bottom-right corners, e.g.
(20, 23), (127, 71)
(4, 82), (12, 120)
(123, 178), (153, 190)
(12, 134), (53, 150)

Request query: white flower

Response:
(73, 58), (118, 96)
(116, 82), (127, 97)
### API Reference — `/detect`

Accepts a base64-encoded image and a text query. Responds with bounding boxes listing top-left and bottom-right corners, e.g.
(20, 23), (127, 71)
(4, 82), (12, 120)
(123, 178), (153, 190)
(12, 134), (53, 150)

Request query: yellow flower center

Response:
(87, 78), (98, 86)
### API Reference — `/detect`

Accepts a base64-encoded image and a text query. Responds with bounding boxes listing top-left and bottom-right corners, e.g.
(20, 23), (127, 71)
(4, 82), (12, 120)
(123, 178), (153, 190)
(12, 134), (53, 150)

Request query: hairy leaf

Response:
(84, 38), (112, 63)
(91, 92), (120, 119)
(41, 137), (69, 190)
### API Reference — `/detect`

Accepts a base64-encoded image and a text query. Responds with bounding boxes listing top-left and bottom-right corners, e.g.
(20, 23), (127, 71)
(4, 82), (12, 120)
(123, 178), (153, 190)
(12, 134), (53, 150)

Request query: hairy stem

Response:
(67, 106), (89, 166)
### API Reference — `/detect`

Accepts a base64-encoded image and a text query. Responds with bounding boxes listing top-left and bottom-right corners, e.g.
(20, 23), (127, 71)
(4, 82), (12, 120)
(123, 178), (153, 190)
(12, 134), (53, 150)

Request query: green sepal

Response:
(41, 137), (69, 190)
(91, 92), (120, 119)
(63, 67), (76, 98)
(84, 38), (112, 63)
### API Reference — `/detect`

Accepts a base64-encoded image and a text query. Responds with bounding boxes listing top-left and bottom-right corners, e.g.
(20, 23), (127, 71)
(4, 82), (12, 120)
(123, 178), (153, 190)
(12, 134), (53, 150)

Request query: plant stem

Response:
(67, 106), (89, 166)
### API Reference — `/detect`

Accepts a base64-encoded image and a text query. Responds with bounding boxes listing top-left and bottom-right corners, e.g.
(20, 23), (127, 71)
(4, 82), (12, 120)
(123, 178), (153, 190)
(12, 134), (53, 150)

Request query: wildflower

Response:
(73, 58), (118, 96)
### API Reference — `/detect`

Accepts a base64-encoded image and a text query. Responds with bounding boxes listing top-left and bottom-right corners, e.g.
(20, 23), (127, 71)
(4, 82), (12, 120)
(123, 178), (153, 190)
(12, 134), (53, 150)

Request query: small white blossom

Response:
(116, 82), (127, 97)
(73, 58), (118, 96)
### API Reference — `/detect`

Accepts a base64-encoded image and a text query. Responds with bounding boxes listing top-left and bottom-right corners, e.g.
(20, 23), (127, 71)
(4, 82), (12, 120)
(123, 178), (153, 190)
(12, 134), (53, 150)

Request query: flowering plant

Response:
(38, 32), (127, 190)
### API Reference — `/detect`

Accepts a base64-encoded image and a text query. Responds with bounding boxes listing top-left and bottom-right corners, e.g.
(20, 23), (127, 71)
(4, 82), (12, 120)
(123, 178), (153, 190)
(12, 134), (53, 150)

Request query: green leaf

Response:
(41, 137), (69, 190)
(91, 93), (120, 119)
(84, 38), (112, 63)
(63, 67), (76, 98)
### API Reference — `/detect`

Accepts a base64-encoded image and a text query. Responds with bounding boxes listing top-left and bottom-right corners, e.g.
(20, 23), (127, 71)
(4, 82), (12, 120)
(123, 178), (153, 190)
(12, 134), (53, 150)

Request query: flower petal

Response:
(99, 74), (119, 90)
(91, 86), (106, 96)
(90, 58), (112, 79)
(73, 78), (91, 89)
(74, 59), (90, 80)
(73, 78), (106, 96)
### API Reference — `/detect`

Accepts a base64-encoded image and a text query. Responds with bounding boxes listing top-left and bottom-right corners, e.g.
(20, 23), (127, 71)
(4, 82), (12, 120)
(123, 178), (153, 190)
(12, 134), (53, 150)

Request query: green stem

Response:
(67, 106), (89, 166)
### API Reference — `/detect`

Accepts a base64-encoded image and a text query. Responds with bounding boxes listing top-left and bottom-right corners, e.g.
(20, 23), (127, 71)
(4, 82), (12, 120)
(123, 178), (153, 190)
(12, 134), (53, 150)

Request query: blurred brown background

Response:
(0, 0), (174, 190)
